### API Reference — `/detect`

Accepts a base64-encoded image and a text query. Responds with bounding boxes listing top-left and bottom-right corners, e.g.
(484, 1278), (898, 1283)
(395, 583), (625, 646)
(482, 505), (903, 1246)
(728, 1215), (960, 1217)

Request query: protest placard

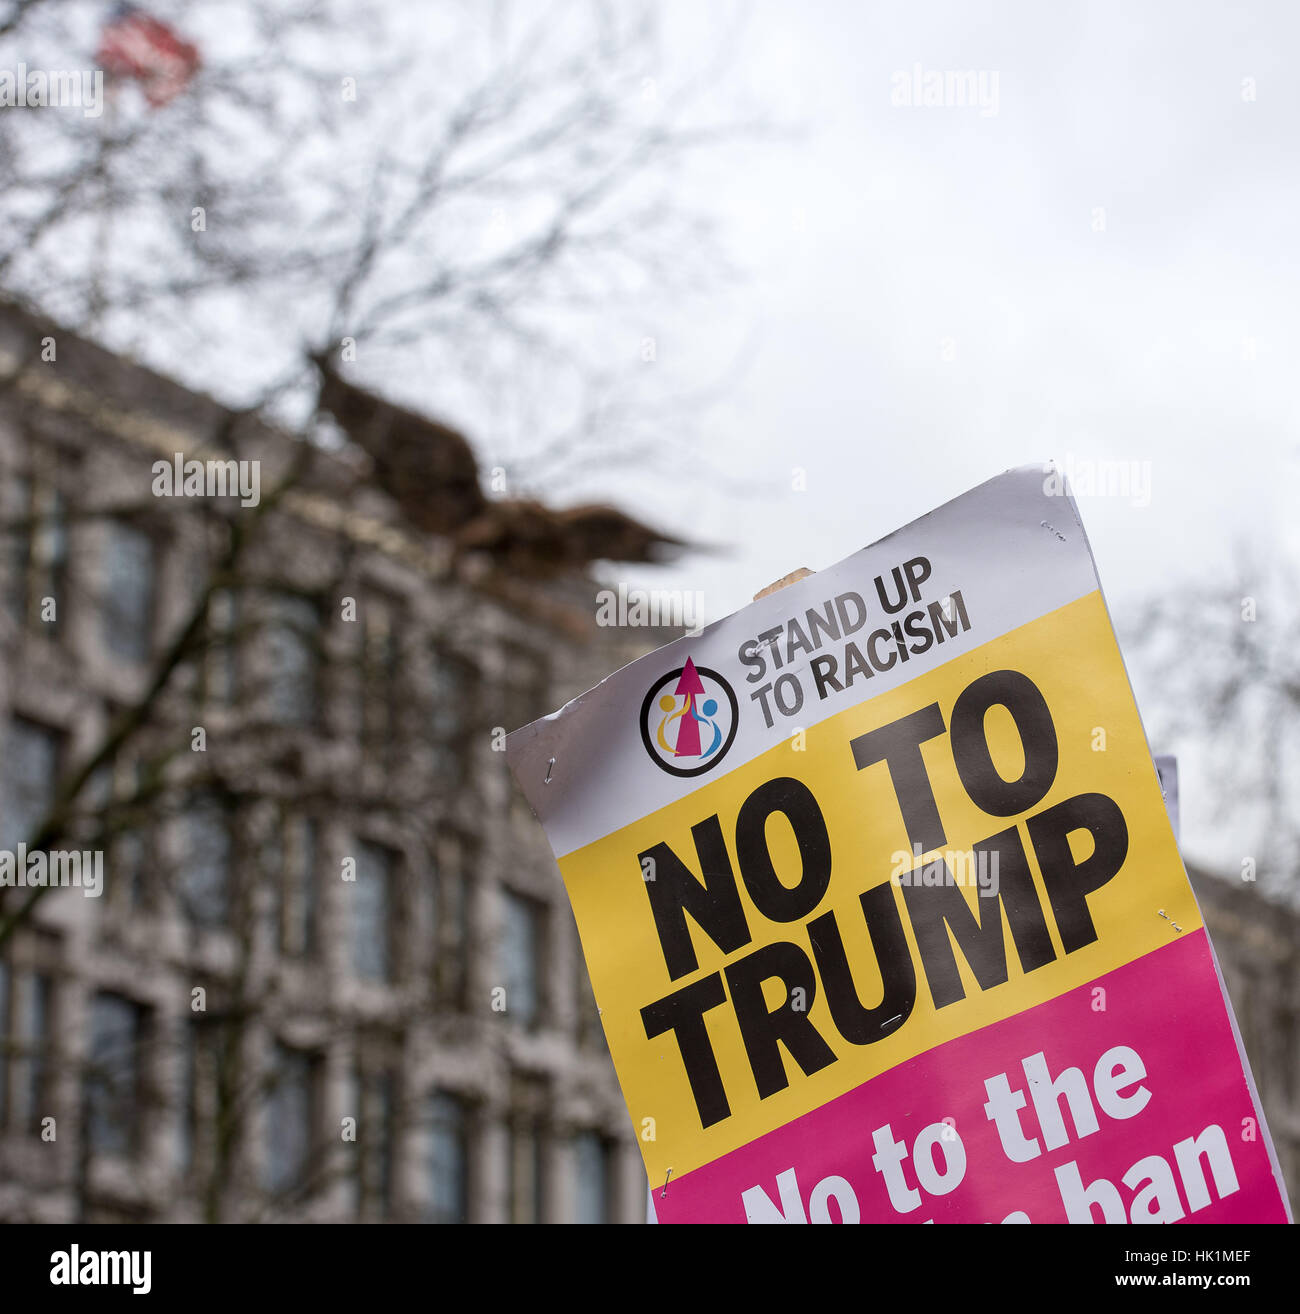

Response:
(507, 466), (1292, 1223)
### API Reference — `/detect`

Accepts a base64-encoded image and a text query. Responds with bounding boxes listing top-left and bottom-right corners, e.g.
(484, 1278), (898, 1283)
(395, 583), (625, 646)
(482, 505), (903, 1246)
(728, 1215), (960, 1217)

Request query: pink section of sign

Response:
(656, 930), (1290, 1223)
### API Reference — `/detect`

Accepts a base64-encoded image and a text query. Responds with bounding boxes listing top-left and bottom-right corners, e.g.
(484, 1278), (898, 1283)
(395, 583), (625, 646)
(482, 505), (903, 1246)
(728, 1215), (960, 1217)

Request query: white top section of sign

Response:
(507, 465), (1102, 859)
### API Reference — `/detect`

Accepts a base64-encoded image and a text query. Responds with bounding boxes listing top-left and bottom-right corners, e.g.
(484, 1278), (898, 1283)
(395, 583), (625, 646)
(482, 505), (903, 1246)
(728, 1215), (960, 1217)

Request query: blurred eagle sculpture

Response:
(310, 353), (688, 578)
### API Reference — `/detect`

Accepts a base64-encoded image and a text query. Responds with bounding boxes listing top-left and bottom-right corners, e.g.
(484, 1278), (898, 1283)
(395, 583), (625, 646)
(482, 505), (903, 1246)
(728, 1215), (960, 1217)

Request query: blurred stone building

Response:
(0, 304), (1295, 1225)
(1187, 868), (1300, 1207)
(0, 302), (676, 1223)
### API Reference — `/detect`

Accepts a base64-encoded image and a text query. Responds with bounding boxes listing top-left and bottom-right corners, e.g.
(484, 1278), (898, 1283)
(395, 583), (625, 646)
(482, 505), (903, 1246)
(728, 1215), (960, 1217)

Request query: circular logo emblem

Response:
(639, 657), (739, 777)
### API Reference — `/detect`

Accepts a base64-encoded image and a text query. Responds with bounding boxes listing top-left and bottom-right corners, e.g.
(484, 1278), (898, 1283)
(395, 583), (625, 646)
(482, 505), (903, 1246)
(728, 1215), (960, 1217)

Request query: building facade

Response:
(0, 306), (1295, 1224)
(0, 304), (671, 1223)
(1187, 867), (1300, 1208)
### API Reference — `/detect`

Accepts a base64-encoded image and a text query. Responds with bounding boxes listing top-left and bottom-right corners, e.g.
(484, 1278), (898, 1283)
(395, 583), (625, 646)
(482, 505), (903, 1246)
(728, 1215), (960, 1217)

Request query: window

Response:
(427, 1091), (469, 1224)
(266, 593), (320, 728)
(102, 520), (156, 663)
(430, 840), (468, 1007)
(1, 717), (61, 851)
(181, 796), (232, 929)
(508, 1124), (544, 1223)
(352, 1064), (396, 1220)
(501, 890), (545, 1029)
(506, 1075), (548, 1224)
(86, 992), (145, 1157)
(8, 467), (69, 636)
(0, 936), (60, 1138)
(33, 488), (67, 633)
(352, 841), (396, 982)
(262, 819), (284, 947)
(372, 1072), (395, 1217)
(264, 813), (318, 958)
(573, 1131), (614, 1224)
(0, 966), (52, 1134)
(17, 973), (51, 1133)
(265, 1042), (319, 1198)
(179, 1012), (231, 1175)
(361, 596), (401, 750)
(300, 820), (319, 957)
(430, 647), (473, 786)
(179, 1022), (198, 1174)
(286, 817), (318, 958)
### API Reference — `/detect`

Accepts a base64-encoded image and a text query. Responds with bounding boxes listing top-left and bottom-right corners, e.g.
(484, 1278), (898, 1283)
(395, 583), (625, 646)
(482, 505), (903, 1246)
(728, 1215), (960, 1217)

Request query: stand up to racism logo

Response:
(639, 657), (739, 777)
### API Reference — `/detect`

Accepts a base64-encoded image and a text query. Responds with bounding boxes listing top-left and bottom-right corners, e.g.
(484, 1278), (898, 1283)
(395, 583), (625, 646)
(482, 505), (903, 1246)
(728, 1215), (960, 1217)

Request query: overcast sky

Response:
(602, 0), (1296, 614)
(12, 0), (1289, 875)
(579, 0), (1300, 875)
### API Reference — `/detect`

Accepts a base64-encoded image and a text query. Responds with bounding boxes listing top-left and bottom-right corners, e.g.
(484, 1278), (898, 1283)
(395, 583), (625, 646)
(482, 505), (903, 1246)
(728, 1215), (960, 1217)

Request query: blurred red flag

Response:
(96, 4), (200, 108)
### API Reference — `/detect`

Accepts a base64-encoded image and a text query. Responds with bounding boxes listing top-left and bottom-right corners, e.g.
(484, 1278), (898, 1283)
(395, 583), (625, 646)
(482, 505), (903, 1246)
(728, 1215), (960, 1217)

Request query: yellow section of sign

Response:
(560, 590), (1200, 1185)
